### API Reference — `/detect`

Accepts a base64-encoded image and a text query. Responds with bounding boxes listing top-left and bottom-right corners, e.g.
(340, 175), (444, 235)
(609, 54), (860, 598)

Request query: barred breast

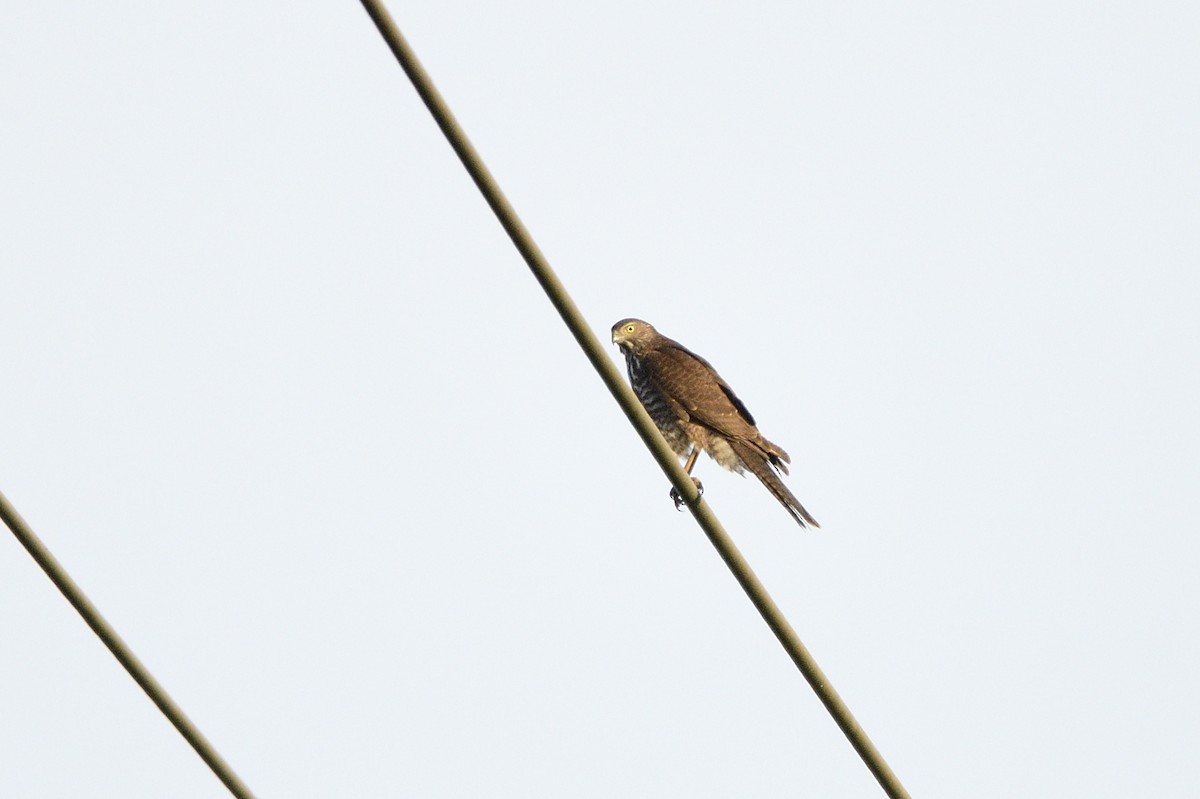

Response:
(624, 352), (693, 457)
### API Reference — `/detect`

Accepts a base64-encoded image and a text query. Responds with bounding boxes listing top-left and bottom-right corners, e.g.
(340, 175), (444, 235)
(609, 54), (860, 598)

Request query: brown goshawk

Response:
(612, 318), (819, 528)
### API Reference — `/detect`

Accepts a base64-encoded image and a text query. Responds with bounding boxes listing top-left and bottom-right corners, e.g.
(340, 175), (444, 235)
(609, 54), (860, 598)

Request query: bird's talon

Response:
(669, 478), (704, 510)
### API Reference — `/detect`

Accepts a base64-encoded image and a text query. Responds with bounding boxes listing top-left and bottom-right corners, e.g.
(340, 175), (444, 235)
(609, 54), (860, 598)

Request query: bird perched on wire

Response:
(611, 318), (819, 528)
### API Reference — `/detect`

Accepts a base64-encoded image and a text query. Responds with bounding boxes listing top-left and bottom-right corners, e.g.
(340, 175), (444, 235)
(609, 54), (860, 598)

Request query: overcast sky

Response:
(3, 2), (1198, 797)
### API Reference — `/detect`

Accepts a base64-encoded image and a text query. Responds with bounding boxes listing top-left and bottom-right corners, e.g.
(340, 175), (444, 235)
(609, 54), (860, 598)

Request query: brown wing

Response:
(640, 340), (761, 441)
(644, 338), (794, 472)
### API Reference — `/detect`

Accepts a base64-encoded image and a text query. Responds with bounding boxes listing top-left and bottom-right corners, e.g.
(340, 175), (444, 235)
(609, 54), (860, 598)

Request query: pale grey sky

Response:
(3, 2), (1198, 797)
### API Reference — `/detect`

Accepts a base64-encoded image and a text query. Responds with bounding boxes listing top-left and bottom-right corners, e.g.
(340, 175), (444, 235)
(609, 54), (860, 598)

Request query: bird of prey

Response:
(611, 318), (819, 528)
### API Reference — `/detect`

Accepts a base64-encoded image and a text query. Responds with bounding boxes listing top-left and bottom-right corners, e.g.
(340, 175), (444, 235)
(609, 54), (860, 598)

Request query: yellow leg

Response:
(671, 447), (705, 510)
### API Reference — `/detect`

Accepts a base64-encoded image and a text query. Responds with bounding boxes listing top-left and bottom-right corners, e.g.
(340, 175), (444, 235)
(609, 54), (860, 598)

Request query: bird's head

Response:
(611, 318), (658, 354)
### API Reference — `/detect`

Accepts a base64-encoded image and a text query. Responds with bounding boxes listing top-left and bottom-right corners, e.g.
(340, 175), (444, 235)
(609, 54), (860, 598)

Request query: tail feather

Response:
(731, 440), (820, 529)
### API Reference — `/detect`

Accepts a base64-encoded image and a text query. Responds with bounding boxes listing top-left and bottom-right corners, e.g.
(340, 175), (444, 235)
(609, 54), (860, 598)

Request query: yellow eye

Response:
(625, 324), (636, 333)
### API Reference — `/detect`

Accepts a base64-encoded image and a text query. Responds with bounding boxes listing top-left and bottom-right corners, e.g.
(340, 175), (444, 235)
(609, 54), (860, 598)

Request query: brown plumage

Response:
(611, 318), (819, 528)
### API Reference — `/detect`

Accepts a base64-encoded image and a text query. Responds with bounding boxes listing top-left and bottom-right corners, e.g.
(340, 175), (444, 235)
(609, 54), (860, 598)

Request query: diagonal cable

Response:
(356, 3), (911, 797)
(0, 491), (258, 799)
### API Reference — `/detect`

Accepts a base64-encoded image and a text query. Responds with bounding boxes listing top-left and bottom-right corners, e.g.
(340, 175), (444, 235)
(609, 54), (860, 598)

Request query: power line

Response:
(355, 3), (911, 797)
(0, 491), (258, 799)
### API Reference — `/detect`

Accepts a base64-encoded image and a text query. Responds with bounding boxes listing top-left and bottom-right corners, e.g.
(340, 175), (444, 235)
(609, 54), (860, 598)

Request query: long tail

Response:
(731, 440), (820, 529)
